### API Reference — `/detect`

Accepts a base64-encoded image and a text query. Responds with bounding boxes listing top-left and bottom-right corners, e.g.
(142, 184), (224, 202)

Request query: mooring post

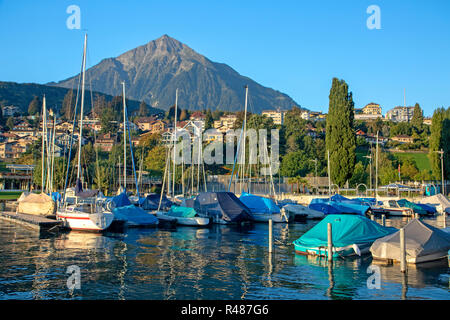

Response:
(381, 214), (386, 227)
(268, 218), (273, 253)
(443, 213), (447, 229)
(400, 228), (407, 273)
(327, 223), (333, 262)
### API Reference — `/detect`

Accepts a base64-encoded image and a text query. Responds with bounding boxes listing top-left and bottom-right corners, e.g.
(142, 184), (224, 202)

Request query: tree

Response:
(61, 90), (75, 120)
(349, 162), (368, 187)
(144, 145), (167, 176)
(138, 101), (150, 117)
(179, 109), (189, 121)
(280, 150), (311, 177)
(325, 78), (356, 187)
(204, 109), (213, 130)
(6, 117), (15, 130)
(428, 107), (447, 179)
(411, 103), (424, 129)
(28, 96), (41, 116)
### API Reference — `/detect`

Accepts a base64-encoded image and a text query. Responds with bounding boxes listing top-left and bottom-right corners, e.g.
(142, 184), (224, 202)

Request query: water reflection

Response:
(0, 217), (449, 300)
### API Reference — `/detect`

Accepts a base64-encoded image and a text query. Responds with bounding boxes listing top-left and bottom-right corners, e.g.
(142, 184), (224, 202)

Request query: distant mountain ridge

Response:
(50, 35), (300, 113)
(0, 81), (162, 116)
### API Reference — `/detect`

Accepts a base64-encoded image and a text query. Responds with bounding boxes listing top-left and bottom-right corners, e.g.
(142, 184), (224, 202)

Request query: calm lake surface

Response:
(0, 215), (449, 300)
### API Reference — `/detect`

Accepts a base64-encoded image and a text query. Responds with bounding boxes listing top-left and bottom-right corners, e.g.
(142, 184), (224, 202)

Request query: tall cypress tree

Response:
(429, 107), (445, 179)
(325, 78), (356, 187)
(411, 103), (424, 129)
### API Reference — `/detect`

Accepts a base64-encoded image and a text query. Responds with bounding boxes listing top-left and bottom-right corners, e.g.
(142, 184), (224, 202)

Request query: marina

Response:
(0, 212), (448, 300)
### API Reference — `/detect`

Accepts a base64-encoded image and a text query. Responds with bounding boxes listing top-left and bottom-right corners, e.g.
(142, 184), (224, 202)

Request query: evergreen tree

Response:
(61, 90), (75, 120)
(429, 107), (446, 179)
(205, 109), (213, 129)
(325, 78), (356, 187)
(411, 103), (424, 129)
(138, 101), (150, 117)
(179, 109), (188, 121)
(28, 96), (41, 116)
(6, 117), (15, 131)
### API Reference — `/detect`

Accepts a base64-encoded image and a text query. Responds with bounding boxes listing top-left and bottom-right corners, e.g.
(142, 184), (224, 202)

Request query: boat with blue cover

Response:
(112, 205), (158, 227)
(194, 192), (254, 224)
(309, 196), (371, 216)
(156, 205), (211, 226)
(239, 192), (288, 223)
(293, 214), (397, 258)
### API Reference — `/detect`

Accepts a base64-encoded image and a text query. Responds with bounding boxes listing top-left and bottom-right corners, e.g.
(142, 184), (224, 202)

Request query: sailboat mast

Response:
(122, 82), (127, 191)
(172, 89), (178, 197)
(41, 96), (46, 193)
(76, 33), (87, 181)
(241, 85), (248, 193)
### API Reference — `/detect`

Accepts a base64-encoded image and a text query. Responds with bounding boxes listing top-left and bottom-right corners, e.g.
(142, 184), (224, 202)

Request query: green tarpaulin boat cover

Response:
(293, 214), (397, 249)
(397, 199), (427, 215)
(167, 206), (197, 218)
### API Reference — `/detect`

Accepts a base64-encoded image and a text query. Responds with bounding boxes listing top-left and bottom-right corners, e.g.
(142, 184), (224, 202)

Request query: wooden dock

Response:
(0, 211), (62, 231)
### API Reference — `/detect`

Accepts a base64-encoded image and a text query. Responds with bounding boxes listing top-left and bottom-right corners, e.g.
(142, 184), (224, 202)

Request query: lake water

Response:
(0, 215), (449, 300)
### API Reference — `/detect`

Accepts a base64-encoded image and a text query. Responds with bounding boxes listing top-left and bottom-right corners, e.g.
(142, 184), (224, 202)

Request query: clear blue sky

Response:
(0, 0), (449, 117)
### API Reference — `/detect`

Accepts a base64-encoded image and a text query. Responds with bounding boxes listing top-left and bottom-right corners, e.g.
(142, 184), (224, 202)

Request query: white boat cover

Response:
(16, 192), (56, 216)
(370, 219), (450, 264)
(282, 203), (324, 219)
(419, 194), (450, 213)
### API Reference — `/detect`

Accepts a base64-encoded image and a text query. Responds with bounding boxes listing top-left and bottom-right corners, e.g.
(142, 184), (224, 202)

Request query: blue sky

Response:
(0, 0), (449, 116)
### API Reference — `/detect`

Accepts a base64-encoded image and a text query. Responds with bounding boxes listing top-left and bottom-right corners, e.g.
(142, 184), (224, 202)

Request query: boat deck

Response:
(0, 211), (62, 231)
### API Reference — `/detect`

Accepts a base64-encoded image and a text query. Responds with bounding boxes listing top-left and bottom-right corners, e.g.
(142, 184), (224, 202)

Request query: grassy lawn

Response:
(0, 191), (23, 200)
(391, 152), (431, 171)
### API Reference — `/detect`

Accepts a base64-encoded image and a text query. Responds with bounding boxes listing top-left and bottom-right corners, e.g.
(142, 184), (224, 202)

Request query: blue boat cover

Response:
(194, 192), (254, 223)
(113, 205), (158, 225)
(293, 214), (397, 249)
(167, 206), (197, 218)
(309, 197), (370, 216)
(239, 192), (280, 214)
(140, 194), (173, 211)
(416, 203), (437, 214)
(51, 192), (62, 202)
(397, 199), (427, 215)
(112, 192), (132, 208)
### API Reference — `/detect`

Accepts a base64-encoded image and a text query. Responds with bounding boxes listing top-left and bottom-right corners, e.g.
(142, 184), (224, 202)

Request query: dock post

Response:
(443, 213), (447, 229)
(400, 228), (407, 273)
(381, 214), (386, 227)
(327, 223), (333, 262)
(268, 218), (273, 253)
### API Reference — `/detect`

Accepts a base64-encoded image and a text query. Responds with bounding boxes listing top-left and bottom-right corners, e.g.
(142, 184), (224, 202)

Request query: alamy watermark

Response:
(66, 5), (81, 30)
(366, 5), (381, 30)
(66, 265), (81, 290)
(170, 128), (280, 175)
(366, 265), (381, 289)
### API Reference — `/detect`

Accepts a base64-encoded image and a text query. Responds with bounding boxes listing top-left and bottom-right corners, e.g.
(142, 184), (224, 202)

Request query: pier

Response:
(0, 211), (61, 231)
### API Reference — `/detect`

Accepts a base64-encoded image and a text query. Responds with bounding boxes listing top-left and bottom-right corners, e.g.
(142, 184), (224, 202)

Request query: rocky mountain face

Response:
(51, 35), (299, 113)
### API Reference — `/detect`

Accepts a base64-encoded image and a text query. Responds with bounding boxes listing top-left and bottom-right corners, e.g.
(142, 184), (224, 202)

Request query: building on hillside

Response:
(0, 142), (14, 159)
(300, 111), (310, 120)
(213, 114), (238, 131)
(135, 116), (157, 131)
(423, 118), (432, 126)
(0, 164), (35, 190)
(204, 129), (224, 143)
(385, 106), (415, 122)
(308, 111), (326, 121)
(354, 103), (383, 120)
(189, 111), (206, 121)
(262, 110), (287, 125)
(391, 135), (414, 144)
(94, 133), (116, 152)
(1, 105), (21, 117)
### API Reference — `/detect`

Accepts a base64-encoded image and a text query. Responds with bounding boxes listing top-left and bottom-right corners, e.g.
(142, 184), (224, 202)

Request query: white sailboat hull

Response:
(57, 210), (115, 231)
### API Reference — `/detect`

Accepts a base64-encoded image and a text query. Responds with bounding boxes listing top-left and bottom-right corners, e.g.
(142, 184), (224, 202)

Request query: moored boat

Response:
(293, 214), (396, 258)
(156, 206), (210, 226)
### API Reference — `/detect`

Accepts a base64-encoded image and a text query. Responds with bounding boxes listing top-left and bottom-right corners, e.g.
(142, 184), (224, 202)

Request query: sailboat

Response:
(56, 34), (114, 232)
(232, 85), (287, 223)
(155, 89), (210, 226)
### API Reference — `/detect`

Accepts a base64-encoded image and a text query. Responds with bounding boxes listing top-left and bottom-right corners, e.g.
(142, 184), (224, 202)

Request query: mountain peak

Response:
(53, 35), (299, 112)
